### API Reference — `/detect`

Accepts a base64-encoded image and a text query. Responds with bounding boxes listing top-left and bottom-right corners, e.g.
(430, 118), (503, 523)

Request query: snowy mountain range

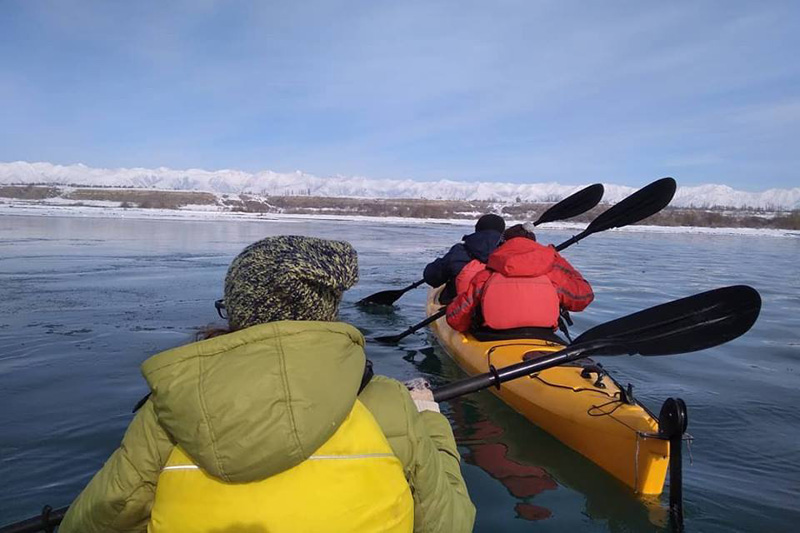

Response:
(1, 161), (798, 210)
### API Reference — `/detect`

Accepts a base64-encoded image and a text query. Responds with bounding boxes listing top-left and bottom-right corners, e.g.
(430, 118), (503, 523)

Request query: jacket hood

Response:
(487, 237), (556, 277)
(141, 320), (366, 483)
(462, 230), (502, 263)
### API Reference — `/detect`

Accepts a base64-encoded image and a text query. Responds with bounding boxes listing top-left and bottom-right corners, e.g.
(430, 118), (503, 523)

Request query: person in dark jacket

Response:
(423, 214), (505, 303)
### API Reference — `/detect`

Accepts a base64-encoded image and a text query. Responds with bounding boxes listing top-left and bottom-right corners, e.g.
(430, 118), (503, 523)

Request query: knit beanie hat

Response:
(224, 235), (359, 330)
(503, 222), (537, 241)
(475, 214), (506, 233)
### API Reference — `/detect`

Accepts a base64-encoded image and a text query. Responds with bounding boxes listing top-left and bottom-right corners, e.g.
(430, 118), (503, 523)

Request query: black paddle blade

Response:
(357, 289), (407, 307)
(534, 183), (605, 225)
(358, 279), (426, 307)
(585, 177), (676, 235)
(572, 285), (761, 356)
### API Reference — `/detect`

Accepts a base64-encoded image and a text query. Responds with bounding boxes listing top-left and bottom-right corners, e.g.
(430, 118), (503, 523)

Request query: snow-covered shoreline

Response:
(3, 160), (799, 210)
(2, 200), (798, 238)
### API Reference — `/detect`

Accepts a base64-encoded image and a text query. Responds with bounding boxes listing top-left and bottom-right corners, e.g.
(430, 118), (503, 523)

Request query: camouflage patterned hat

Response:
(224, 235), (359, 330)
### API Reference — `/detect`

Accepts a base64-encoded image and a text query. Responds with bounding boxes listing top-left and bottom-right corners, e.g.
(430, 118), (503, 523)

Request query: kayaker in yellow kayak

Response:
(423, 213), (505, 304)
(446, 223), (594, 339)
(60, 236), (475, 533)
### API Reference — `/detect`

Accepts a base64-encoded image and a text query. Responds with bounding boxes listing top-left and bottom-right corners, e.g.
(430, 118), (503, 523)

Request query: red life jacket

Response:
(480, 272), (560, 329)
(455, 259), (486, 295)
(479, 238), (561, 330)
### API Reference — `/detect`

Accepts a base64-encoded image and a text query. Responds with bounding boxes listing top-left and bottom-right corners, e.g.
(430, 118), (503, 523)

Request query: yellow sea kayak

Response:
(426, 287), (669, 495)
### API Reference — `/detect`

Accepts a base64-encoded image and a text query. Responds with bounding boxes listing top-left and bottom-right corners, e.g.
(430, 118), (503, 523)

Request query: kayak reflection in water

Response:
(423, 214), (505, 304)
(60, 236), (475, 533)
(450, 402), (557, 522)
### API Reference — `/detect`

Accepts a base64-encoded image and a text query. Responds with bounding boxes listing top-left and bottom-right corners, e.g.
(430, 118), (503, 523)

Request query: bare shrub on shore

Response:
(66, 189), (217, 208)
(0, 185), (61, 199)
(641, 207), (800, 230)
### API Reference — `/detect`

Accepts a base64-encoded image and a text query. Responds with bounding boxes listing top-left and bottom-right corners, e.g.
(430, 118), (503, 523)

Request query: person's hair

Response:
(503, 223), (536, 241)
(197, 325), (232, 341)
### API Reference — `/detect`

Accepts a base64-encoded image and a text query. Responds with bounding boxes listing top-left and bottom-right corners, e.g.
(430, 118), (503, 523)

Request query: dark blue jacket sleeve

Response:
(423, 244), (461, 288)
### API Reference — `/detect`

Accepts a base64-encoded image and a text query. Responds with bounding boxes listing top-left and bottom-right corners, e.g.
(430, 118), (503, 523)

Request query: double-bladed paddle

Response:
(374, 178), (676, 344)
(432, 285), (761, 401)
(357, 183), (605, 307)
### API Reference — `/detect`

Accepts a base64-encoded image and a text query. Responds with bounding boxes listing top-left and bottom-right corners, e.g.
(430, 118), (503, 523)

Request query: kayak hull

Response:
(426, 288), (669, 495)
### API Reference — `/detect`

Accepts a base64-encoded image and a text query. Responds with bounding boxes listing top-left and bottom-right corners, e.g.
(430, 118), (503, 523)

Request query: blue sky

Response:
(1, 1), (798, 190)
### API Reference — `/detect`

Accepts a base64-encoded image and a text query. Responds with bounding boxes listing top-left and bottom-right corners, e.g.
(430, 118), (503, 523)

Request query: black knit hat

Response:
(223, 235), (359, 330)
(475, 214), (505, 233)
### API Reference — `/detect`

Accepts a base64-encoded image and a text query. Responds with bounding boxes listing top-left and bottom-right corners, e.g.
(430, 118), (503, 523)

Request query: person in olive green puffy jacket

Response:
(60, 235), (475, 533)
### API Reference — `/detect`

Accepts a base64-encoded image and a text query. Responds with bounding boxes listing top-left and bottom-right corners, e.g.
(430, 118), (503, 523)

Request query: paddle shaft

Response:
(433, 345), (594, 401)
(381, 309), (445, 342)
(400, 279), (425, 293)
(555, 230), (590, 252)
(0, 506), (68, 533)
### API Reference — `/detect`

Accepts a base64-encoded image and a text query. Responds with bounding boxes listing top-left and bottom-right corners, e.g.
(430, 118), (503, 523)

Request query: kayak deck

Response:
(426, 288), (669, 495)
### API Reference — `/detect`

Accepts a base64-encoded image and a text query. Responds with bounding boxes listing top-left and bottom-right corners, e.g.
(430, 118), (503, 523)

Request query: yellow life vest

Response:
(148, 400), (413, 533)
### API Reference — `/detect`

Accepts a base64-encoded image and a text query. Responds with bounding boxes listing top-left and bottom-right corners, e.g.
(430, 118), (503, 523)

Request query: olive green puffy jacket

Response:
(60, 321), (475, 532)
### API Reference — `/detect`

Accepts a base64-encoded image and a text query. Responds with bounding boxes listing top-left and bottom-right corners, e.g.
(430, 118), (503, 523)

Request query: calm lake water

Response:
(1, 214), (798, 532)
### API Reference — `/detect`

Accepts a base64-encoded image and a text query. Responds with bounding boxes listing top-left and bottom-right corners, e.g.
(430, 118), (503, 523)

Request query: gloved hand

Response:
(405, 378), (440, 413)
